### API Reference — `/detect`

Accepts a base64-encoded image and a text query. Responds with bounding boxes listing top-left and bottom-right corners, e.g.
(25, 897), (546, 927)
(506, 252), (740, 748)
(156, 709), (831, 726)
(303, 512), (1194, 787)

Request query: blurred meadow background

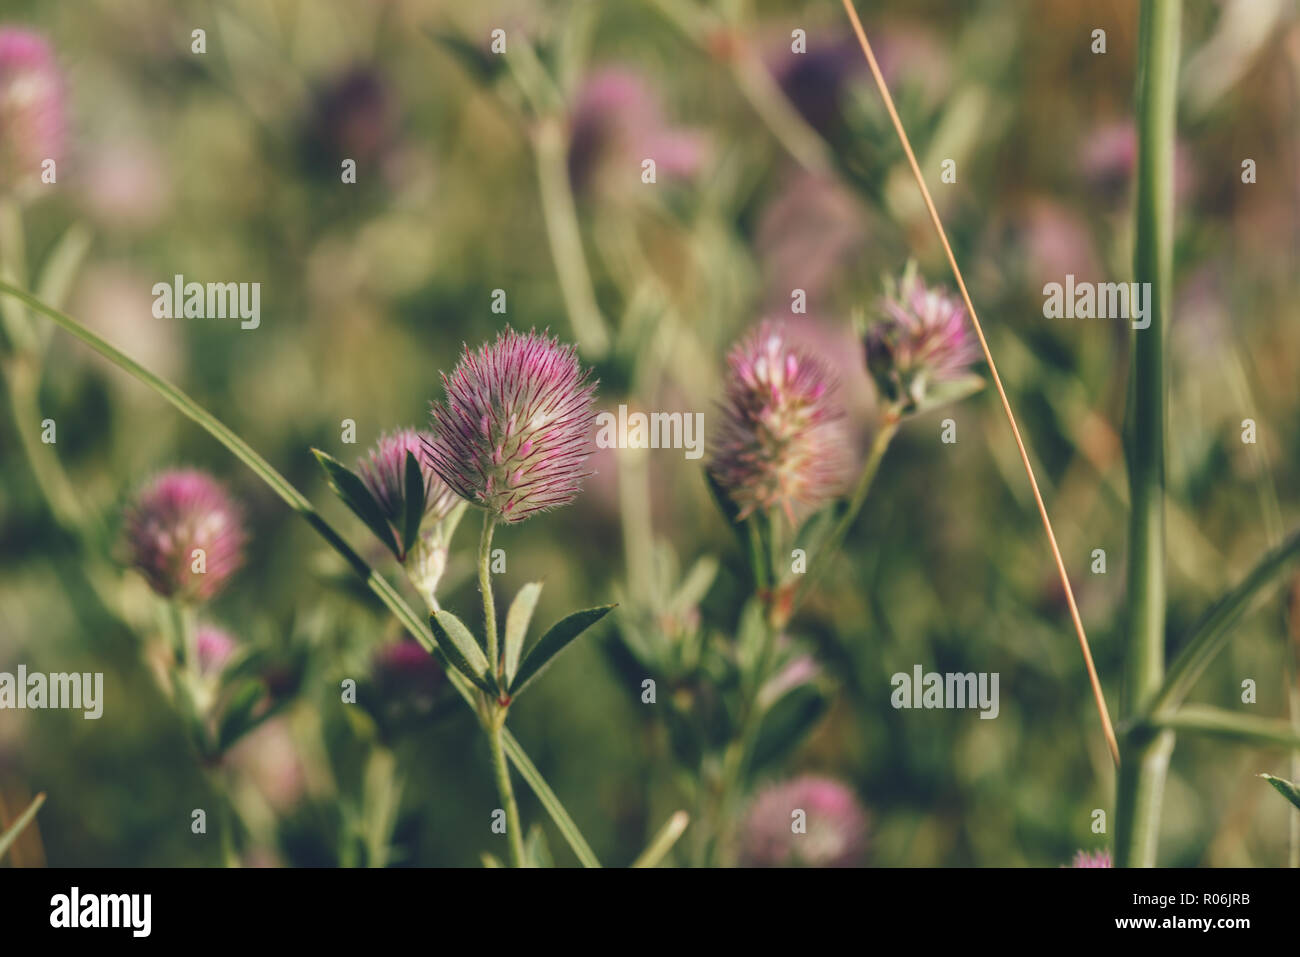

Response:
(2, 0), (1299, 867)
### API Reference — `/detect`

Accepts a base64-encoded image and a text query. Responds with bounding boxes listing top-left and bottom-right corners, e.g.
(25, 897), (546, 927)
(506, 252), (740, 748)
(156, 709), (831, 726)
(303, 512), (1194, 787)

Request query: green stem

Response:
(745, 517), (769, 593)
(0, 197), (35, 352)
(1146, 705), (1300, 750)
(1146, 528), (1300, 716)
(1115, 0), (1181, 869)
(501, 734), (598, 867)
(3, 355), (87, 530)
(534, 116), (610, 359)
(487, 720), (526, 867)
(0, 791), (45, 861)
(479, 511), (499, 677)
(0, 279), (602, 868)
(203, 768), (241, 868)
(174, 601), (199, 686)
(631, 810), (689, 868)
(617, 445), (654, 606)
(644, 0), (833, 174)
(712, 596), (779, 866)
(728, 39), (834, 175)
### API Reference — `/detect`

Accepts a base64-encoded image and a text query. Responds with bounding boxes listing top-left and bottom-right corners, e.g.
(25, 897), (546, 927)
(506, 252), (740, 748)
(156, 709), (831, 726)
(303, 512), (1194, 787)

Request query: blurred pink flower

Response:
(0, 28), (63, 193)
(305, 67), (396, 173)
(71, 265), (184, 381)
(195, 625), (237, 676)
(755, 171), (868, 310)
(568, 66), (706, 194)
(1078, 120), (1195, 204)
(740, 775), (869, 867)
(1008, 199), (1103, 286)
(1067, 849), (1112, 868)
(228, 718), (306, 813)
(864, 268), (981, 415)
(768, 33), (864, 138)
(123, 469), (246, 602)
(372, 637), (444, 707)
(79, 139), (170, 229)
(709, 322), (850, 522)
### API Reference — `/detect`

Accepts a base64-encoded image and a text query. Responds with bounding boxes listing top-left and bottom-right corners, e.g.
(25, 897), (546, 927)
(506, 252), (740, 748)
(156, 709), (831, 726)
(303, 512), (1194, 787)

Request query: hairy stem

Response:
(535, 116), (610, 359)
(479, 511), (499, 676)
(487, 720), (526, 867)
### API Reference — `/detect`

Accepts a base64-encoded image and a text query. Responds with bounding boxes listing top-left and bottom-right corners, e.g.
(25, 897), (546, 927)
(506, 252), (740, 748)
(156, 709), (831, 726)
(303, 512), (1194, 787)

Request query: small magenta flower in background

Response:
(357, 428), (459, 534)
(567, 66), (705, 195)
(123, 468), (246, 602)
(708, 322), (850, 522)
(195, 625), (238, 677)
(739, 775), (869, 867)
(863, 263), (983, 416)
(0, 28), (63, 193)
(425, 328), (598, 525)
(1067, 849), (1113, 868)
(371, 637), (445, 722)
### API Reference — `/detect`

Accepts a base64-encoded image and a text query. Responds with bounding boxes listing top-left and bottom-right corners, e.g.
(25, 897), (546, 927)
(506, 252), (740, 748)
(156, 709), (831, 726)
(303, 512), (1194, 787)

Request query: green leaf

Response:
(312, 448), (400, 558)
(1146, 705), (1300, 750)
(400, 450), (425, 558)
(750, 682), (831, 774)
(0, 792), (46, 861)
(524, 823), (554, 869)
(218, 680), (267, 751)
(1260, 774), (1300, 811)
(34, 222), (92, 311)
(630, 810), (689, 868)
(1148, 528), (1300, 715)
(441, 499), (468, 545)
(429, 610), (495, 693)
(912, 372), (984, 416)
(509, 604), (616, 697)
(668, 556), (717, 616)
(172, 675), (214, 757)
(501, 732), (600, 867)
(504, 582), (543, 688)
(423, 28), (508, 82)
(734, 598), (768, 680)
(704, 470), (741, 527)
(480, 852), (505, 868)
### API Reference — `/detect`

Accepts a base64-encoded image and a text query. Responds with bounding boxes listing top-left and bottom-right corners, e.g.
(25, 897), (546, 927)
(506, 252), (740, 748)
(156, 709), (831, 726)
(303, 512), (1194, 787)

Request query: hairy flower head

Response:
(0, 29), (63, 193)
(424, 329), (598, 524)
(357, 428), (459, 529)
(709, 323), (849, 522)
(123, 469), (246, 602)
(863, 266), (982, 415)
(740, 775), (868, 867)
